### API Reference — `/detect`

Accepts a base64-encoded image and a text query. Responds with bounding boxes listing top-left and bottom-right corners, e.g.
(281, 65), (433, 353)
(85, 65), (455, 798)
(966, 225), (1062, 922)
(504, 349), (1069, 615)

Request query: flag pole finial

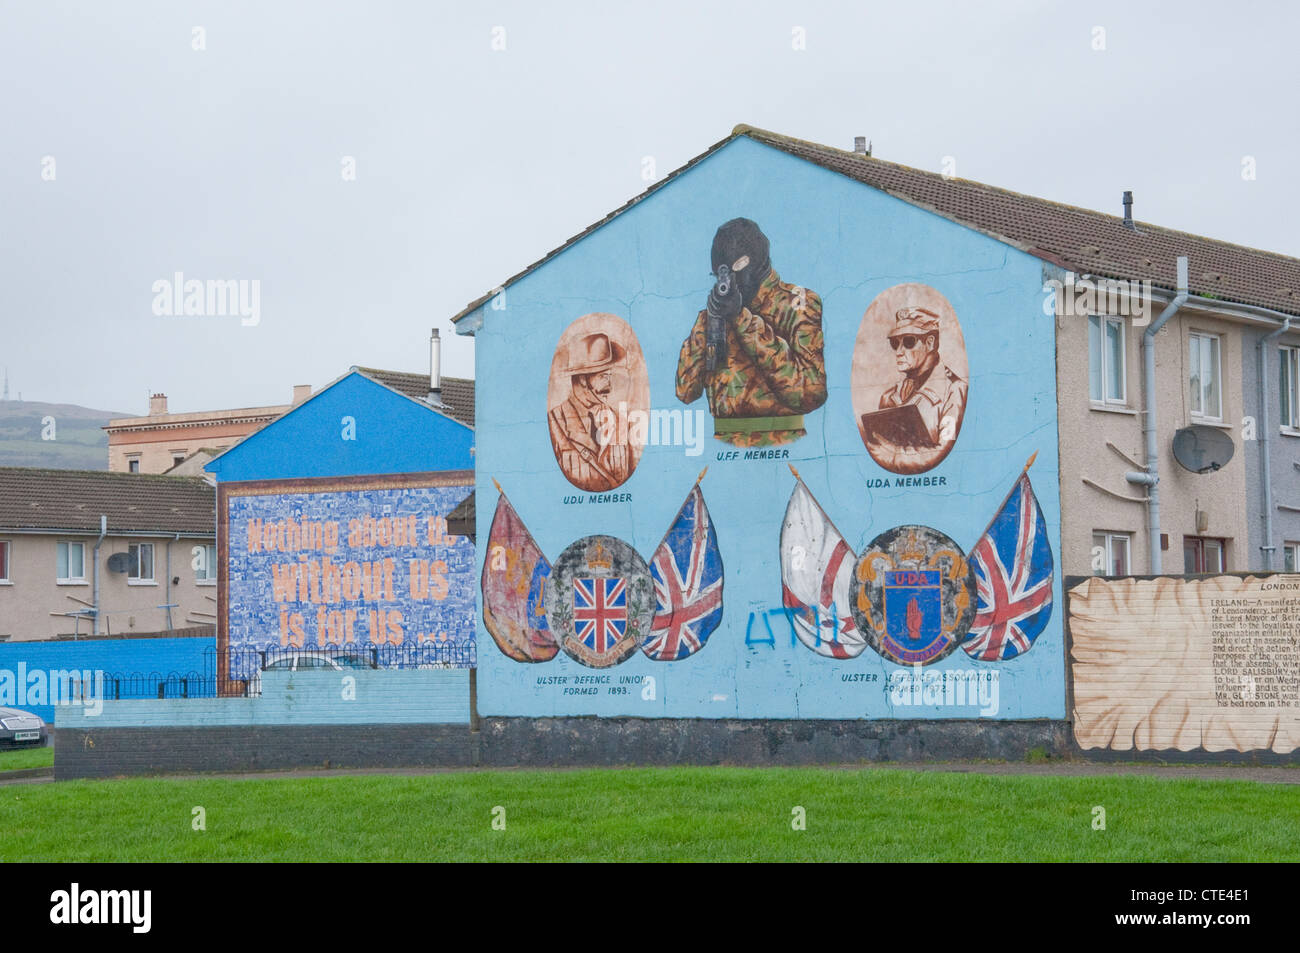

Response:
(1024, 451), (1038, 472)
(696, 466), (708, 485)
(492, 477), (504, 496)
(788, 463), (801, 482)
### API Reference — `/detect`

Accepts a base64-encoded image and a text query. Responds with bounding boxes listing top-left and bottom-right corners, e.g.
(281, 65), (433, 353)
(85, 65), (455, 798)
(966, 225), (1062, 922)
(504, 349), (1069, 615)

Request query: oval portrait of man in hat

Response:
(547, 313), (650, 492)
(852, 284), (969, 475)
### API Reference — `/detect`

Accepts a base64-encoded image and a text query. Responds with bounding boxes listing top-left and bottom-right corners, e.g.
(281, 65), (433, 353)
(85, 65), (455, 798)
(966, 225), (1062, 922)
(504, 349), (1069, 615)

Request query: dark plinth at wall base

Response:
(477, 717), (1072, 767)
(55, 718), (1072, 778)
(53, 724), (476, 780)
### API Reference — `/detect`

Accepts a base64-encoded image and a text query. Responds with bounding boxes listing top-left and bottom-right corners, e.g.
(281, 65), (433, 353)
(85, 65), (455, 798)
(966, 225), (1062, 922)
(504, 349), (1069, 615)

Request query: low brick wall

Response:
(55, 717), (1073, 778)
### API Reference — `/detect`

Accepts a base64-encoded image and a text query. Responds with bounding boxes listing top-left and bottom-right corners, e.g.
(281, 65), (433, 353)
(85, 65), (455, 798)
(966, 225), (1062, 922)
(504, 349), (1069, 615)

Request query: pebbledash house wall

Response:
(1055, 299), (1249, 576)
(462, 135), (1067, 724)
(1242, 323), (1300, 569)
(0, 532), (215, 641)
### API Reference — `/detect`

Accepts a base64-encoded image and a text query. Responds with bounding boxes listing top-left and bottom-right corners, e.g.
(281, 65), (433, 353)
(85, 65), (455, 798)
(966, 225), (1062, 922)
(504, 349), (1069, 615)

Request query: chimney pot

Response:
(429, 328), (442, 400)
(1122, 190), (1135, 230)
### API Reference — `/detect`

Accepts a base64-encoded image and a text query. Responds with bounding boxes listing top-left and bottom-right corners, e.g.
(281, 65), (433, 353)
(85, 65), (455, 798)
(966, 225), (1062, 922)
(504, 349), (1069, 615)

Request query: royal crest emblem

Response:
(849, 525), (976, 665)
(547, 535), (653, 668)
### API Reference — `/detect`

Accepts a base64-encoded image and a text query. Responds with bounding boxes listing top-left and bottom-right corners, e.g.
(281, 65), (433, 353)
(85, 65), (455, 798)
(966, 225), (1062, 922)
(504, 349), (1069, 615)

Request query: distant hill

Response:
(0, 400), (127, 470)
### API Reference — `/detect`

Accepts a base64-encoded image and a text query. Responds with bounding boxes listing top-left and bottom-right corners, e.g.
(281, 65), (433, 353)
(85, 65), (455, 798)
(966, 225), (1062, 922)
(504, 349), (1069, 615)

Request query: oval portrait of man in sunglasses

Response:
(852, 283), (969, 474)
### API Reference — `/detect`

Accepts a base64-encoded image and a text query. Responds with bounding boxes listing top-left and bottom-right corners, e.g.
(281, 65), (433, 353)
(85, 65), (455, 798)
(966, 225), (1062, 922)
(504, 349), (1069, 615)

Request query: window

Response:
(1088, 315), (1127, 404)
(1189, 332), (1222, 420)
(196, 543), (217, 584)
(1092, 532), (1131, 576)
(173, 455), (185, 467)
(128, 458), (140, 473)
(0, 540), (9, 582)
(1281, 346), (1300, 431)
(1284, 543), (1299, 573)
(57, 541), (86, 583)
(128, 542), (155, 583)
(1183, 536), (1226, 574)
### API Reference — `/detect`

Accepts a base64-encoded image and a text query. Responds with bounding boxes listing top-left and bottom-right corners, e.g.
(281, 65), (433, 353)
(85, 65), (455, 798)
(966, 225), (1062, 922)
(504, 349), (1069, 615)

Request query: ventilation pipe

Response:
(1258, 315), (1293, 569)
(1138, 256), (1189, 573)
(429, 328), (442, 403)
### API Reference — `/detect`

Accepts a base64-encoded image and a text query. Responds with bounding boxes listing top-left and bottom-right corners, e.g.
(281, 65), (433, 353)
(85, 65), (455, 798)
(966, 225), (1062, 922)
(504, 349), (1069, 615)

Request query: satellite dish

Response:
(106, 552), (132, 573)
(1172, 425), (1235, 474)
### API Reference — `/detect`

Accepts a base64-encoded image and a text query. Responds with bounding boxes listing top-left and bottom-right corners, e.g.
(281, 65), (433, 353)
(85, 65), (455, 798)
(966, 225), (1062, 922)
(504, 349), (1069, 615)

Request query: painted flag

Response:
(481, 492), (559, 663)
(963, 471), (1054, 661)
(779, 477), (870, 659)
(645, 484), (723, 661)
(574, 576), (628, 654)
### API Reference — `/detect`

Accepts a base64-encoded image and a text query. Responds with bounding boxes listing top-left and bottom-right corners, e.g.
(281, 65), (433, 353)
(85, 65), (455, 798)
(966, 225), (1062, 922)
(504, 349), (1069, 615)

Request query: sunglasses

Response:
(889, 335), (923, 350)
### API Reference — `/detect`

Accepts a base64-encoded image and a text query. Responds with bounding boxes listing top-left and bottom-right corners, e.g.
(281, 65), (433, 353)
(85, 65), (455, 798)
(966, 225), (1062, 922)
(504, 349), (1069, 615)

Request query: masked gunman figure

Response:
(548, 332), (634, 492)
(675, 218), (827, 447)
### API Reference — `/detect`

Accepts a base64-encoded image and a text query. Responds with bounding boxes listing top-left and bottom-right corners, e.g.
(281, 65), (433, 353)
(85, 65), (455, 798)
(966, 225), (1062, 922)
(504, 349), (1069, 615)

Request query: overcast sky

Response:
(2, 0), (1297, 415)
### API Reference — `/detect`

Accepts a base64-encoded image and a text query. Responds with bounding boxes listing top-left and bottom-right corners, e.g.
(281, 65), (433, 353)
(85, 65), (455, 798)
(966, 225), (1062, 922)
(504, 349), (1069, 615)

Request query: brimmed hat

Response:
(565, 332), (625, 375)
(890, 307), (941, 338)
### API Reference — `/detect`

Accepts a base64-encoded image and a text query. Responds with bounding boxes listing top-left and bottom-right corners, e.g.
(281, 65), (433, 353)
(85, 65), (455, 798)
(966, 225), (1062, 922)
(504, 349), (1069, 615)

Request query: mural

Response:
(779, 459), (1051, 667)
(472, 137), (1066, 720)
(481, 475), (723, 668)
(547, 313), (649, 492)
(1070, 574), (1300, 753)
(675, 218), (827, 447)
(853, 284), (969, 474)
(224, 476), (475, 680)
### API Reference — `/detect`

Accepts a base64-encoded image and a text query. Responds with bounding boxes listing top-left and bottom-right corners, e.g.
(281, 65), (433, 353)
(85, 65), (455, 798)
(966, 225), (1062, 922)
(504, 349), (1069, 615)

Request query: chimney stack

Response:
(429, 328), (442, 402)
(149, 393), (168, 416)
(1122, 190), (1135, 230)
(291, 384), (311, 406)
(854, 136), (871, 156)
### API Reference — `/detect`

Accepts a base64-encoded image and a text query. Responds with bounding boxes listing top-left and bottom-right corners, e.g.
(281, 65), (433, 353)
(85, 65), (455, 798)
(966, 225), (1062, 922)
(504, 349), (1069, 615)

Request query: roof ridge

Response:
(738, 124), (1300, 267)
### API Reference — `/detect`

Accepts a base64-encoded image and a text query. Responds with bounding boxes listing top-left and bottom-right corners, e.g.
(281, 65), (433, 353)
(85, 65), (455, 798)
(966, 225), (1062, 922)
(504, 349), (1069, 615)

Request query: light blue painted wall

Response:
(469, 136), (1065, 720)
(206, 372), (474, 482)
(57, 669), (470, 727)
(0, 636), (214, 723)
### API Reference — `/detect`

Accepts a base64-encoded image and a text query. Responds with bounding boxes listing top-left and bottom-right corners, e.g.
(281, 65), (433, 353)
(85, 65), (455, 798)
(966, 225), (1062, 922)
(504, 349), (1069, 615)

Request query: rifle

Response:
(705, 263), (731, 372)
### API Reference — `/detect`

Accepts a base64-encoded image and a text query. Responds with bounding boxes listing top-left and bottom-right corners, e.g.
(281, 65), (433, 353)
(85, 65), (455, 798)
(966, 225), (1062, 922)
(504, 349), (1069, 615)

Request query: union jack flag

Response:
(573, 577), (628, 654)
(963, 471), (1054, 661)
(645, 485), (723, 661)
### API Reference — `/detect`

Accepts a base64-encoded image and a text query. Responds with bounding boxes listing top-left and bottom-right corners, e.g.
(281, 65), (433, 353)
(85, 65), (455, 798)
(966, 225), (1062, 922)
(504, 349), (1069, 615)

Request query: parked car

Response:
(246, 651), (371, 696)
(0, 707), (48, 748)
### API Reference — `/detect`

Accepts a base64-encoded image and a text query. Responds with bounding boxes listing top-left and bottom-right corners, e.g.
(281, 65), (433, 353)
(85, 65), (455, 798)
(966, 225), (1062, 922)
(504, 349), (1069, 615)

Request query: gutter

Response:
(1258, 315), (1294, 569)
(91, 514), (107, 636)
(1131, 257), (1189, 573)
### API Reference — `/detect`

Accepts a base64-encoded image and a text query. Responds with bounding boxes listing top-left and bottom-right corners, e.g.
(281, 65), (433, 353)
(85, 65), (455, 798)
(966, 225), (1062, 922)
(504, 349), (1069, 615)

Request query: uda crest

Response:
(849, 525), (976, 665)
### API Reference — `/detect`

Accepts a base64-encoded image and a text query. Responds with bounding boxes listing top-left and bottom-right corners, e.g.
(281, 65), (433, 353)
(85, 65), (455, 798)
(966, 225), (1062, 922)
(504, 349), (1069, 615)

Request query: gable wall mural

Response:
(470, 137), (1065, 719)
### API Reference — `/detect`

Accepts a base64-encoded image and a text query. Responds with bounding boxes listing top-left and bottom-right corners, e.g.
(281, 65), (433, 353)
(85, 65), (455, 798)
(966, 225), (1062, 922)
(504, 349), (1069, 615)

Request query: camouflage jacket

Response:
(675, 270), (827, 447)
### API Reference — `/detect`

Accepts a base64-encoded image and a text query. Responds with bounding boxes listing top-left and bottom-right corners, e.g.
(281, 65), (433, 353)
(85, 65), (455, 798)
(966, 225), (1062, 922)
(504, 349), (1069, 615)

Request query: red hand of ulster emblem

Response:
(906, 597), (922, 641)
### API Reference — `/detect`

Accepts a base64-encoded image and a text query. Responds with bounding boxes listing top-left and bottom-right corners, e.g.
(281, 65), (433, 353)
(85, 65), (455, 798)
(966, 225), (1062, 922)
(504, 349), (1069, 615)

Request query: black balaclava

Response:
(711, 218), (771, 304)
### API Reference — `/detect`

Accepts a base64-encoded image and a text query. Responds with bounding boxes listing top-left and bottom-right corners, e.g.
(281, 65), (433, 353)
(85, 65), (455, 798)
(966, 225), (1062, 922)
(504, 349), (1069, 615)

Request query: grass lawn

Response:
(0, 746), (54, 772)
(1, 766), (1295, 862)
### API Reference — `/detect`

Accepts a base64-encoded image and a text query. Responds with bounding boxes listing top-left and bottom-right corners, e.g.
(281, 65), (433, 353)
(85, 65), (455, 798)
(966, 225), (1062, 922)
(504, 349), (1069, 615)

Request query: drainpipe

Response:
(165, 532), (181, 630)
(1258, 316), (1293, 569)
(1136, 256), (1189, 573)
(91, 514), (107, 635)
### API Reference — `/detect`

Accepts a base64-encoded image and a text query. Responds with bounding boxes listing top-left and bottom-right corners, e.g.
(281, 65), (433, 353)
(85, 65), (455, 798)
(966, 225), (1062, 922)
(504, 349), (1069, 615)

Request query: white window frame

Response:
(1189, 331), (1223, 422)
(1281, 346), (1300, 433)
(57, 540), (87, 584)
(1284, 542), (1299, 574)
(127, 542), (156, 585)
(1092, 531), (1131, 576)
(1088, 314), (1128, 406)
(0, 539), (10, 584)
(196, 543), (218, 586)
